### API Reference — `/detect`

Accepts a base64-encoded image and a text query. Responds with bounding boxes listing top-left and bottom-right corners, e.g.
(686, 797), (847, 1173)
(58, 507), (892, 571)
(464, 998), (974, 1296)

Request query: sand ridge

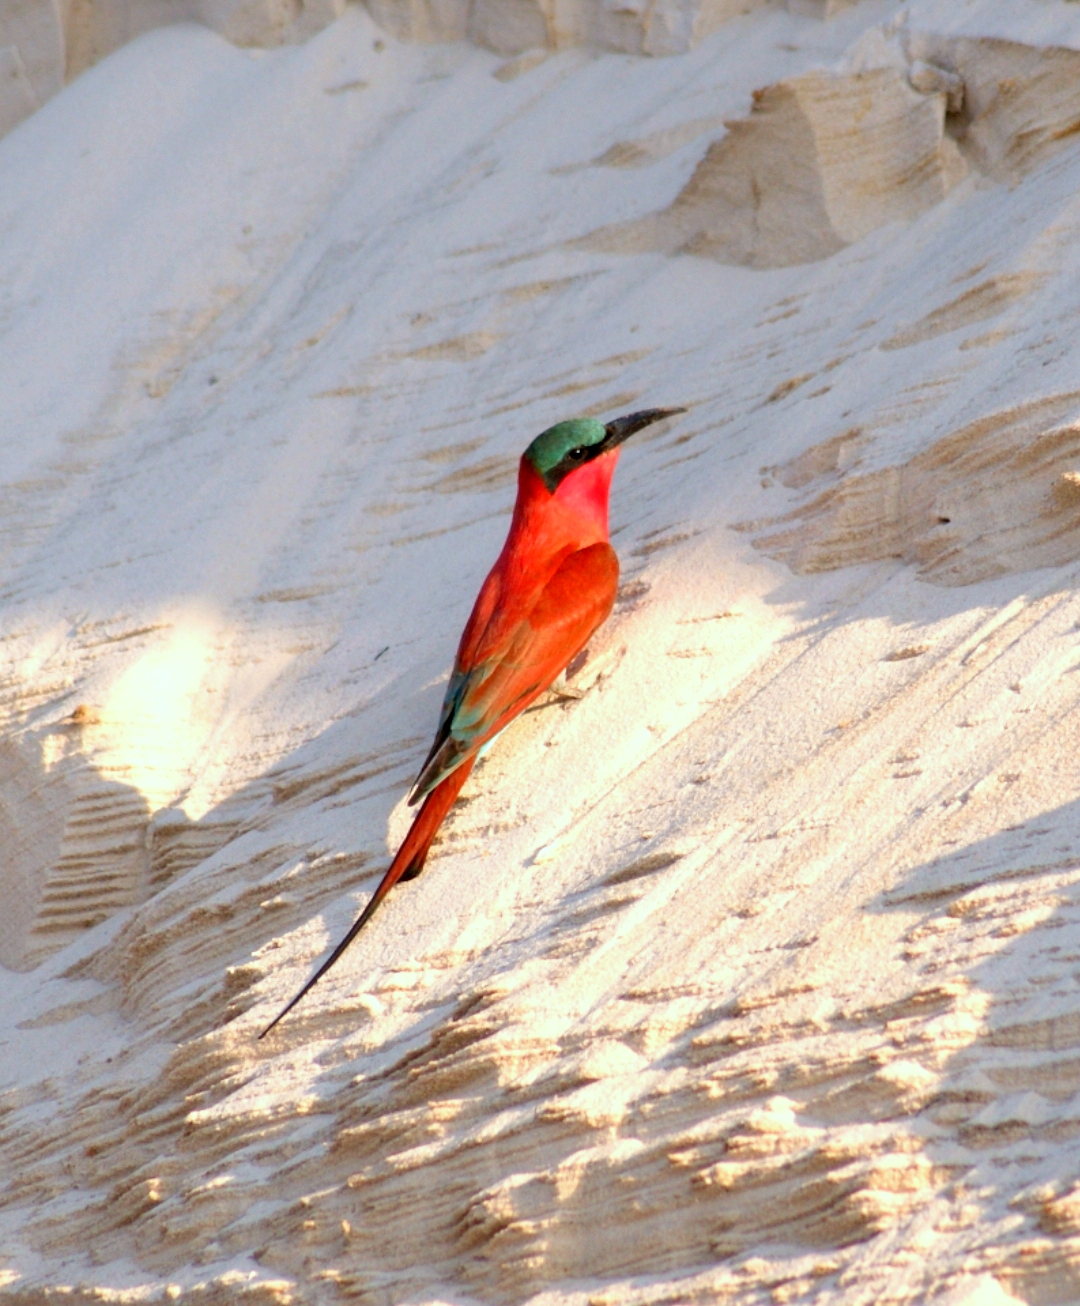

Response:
(5, 2), (1080, 1303)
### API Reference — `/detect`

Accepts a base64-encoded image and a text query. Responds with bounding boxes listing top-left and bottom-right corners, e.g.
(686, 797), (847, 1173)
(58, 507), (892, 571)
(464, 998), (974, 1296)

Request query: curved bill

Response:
(601, 407), (687, 452)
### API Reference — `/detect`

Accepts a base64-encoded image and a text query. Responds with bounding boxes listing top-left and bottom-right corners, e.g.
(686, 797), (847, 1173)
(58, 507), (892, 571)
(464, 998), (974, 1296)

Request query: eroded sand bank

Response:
(6, 3), (1080, 1303)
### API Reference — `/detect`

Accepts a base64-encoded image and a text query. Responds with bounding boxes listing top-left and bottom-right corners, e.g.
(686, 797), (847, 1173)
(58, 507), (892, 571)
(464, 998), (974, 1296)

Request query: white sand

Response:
(5, 3), (1080, 1302)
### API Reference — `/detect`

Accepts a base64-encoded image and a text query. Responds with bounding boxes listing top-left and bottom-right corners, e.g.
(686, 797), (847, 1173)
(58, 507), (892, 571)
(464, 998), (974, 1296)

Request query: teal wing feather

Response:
(409, 542), (618, 803)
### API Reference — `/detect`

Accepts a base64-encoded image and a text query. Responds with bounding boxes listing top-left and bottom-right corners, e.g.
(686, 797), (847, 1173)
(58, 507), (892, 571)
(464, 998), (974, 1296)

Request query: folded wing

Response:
(410, 541), (619, 802)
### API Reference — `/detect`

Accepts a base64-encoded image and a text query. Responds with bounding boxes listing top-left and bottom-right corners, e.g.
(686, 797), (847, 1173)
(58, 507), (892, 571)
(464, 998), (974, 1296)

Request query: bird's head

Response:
(524, 408), (686, 495)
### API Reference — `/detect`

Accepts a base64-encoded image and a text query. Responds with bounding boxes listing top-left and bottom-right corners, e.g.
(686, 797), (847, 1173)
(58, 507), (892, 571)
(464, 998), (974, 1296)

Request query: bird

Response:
(258, 406), (684, 1038)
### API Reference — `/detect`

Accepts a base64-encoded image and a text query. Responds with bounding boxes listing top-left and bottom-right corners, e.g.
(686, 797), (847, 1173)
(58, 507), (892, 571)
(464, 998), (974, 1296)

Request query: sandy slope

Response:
(6, 2), (1080, 1301)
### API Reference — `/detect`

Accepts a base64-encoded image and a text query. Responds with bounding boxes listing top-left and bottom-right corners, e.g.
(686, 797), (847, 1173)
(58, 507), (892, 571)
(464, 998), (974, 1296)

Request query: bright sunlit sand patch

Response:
(7, 3), (1080, 1303)
(94, 608), (224, 809)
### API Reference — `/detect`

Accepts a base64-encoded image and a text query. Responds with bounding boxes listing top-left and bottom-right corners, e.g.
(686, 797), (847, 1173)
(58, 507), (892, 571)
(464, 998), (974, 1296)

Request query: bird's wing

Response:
(410, 541), (619, 801)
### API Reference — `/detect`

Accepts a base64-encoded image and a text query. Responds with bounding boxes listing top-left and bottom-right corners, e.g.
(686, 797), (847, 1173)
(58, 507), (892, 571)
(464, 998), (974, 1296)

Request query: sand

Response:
(5, 2), (1080, 1302)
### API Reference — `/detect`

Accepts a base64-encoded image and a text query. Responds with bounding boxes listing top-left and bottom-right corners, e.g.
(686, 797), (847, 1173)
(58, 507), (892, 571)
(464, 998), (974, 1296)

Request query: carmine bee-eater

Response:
(259, 407), (684, 1037)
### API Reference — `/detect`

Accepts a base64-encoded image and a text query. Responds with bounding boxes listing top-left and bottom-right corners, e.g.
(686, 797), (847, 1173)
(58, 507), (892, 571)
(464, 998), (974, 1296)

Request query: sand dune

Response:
(6, 2), (1080, 1303)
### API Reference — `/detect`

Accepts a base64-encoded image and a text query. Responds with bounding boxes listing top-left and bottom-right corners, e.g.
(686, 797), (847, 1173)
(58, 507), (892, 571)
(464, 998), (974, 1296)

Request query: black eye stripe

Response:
(540, 442), (603, 491)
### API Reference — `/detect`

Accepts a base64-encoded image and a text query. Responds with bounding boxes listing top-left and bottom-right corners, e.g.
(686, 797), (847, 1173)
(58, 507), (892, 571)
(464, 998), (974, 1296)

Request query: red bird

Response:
(259, 407), (683, 1037)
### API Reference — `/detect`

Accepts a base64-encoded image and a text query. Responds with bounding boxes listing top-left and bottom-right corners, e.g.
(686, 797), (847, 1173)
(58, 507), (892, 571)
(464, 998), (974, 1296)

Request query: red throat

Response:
(551, 448), (620, 539)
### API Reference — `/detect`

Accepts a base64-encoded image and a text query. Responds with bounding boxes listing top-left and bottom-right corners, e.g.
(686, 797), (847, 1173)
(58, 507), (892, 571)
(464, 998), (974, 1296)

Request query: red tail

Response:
(388, 756), (476, 885)
(258, 758), (476, 1038)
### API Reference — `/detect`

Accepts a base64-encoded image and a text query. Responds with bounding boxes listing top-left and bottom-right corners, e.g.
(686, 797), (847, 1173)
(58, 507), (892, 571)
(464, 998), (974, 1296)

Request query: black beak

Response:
(602, 407), (686, 451)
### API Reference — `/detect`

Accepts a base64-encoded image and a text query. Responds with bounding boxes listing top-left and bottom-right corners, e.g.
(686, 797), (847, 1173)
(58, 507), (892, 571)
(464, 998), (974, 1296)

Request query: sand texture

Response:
(7, 2), (1080, 1304)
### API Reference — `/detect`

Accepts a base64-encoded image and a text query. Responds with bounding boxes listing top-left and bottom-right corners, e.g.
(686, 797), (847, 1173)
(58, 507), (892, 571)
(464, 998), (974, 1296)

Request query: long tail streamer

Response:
(258, 757), (476, 1039)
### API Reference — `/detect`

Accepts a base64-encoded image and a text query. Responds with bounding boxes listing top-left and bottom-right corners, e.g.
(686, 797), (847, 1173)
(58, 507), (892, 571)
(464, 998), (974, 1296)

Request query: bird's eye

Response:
(568, 447), (586, 461)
